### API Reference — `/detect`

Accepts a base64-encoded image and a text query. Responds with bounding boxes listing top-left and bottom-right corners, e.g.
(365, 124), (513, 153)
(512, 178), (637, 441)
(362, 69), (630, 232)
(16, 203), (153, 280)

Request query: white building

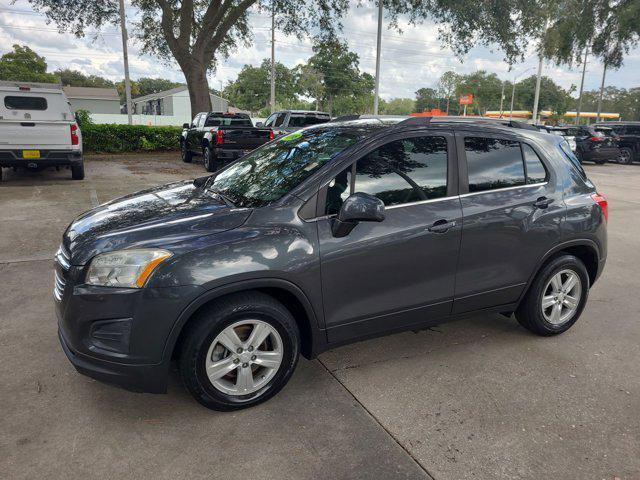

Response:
(132, 86), (229, 119)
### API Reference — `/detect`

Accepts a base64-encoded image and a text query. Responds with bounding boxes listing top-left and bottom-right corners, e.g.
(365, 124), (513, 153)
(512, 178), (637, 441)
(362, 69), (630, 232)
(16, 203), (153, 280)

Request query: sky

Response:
(1, 0), (639, 101)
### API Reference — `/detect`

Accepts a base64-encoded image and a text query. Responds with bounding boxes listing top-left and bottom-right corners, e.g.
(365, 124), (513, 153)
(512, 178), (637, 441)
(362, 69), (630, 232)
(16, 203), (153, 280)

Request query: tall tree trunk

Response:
(184, 61), (212, 116)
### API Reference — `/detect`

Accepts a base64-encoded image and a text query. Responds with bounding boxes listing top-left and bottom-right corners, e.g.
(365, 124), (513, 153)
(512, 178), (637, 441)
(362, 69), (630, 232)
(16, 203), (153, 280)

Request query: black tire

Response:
(179, 292), (300, 411)
(595, 159), (606, 165)
(203, 145), (218, 172)
(71, 163), (85, 180)
(515, 254), (589, 336)
(181, 141), (193, 163)
(0, 167), (3, 182)
(619, 147), (633, 165)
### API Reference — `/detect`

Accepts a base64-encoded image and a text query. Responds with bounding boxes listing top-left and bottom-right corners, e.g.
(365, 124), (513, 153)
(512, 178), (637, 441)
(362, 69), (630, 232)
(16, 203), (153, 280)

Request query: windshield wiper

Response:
(208, 188), (236, 207)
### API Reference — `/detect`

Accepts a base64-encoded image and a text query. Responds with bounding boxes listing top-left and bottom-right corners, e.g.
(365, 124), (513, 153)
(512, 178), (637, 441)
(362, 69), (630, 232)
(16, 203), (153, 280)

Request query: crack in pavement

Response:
(316, 357), (437, 480)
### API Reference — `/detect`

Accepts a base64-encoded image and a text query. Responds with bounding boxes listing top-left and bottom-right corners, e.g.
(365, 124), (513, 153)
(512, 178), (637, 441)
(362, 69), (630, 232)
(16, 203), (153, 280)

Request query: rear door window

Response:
(274, 113), (287, 127)
(289, 115), (331, 127)
(464, 137), (525, 193)
(626, 126), (640, 135)
(205, 116), (252, 127)
(522, 144), (548, 183)
(4, 96), (47, 110)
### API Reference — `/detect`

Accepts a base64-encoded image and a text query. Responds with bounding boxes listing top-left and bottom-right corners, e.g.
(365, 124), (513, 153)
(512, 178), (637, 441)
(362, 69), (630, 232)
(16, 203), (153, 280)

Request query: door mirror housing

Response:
(255, 121), (264, 127)
(332, 192), (385, 238)
(182, 123), (190, 129)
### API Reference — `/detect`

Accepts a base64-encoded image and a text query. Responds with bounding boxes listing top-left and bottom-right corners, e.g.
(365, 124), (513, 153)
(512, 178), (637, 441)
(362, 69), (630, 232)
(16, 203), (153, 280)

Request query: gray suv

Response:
(55, 117), (608, 410)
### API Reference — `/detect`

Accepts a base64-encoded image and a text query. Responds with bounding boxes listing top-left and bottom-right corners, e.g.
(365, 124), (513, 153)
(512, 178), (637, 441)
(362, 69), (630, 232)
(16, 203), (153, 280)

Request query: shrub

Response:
(81, 124), (182, 153)
(74, 109), (93, 126)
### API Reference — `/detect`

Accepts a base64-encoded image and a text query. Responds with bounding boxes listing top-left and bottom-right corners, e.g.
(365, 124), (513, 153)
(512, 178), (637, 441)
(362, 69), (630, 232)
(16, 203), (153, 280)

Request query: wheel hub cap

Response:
(205, 320), (283, 396)
(541, 269), (582, 326)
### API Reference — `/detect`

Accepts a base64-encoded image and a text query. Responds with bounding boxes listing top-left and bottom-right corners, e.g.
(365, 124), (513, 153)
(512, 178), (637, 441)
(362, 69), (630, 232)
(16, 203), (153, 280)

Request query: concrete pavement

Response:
(0, 155), (637, 479)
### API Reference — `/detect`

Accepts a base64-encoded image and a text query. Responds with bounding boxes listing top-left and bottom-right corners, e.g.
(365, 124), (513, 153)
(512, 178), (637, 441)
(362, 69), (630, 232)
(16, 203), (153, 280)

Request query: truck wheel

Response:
(181, 142), (192, 163)
(179, 292), (300, 411)
(0, 167), (3, 182)
(515, 254), (589, 336)
(71, 163), (85, 180)
(203, 146), (218, 172)
(619, 148), (633, 165)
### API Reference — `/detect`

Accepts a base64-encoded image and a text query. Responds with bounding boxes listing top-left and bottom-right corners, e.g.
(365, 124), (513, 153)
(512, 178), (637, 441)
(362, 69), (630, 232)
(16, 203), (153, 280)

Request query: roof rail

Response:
(332, 115), (361, 122)
(397, 116), (432, 126)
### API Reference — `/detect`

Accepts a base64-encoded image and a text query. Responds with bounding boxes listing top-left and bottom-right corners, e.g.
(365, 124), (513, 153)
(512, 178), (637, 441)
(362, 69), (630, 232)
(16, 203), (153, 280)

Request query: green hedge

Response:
(81, 124), (182, 153)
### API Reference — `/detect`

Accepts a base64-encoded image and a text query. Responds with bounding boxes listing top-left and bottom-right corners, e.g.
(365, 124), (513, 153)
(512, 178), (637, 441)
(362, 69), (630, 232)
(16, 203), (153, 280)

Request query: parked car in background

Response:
(181, 112), (273, 172)
(595, 121), (640, 164)
(560, 125), (621, 164)
(257, 110), (331, 136)
(546, 126), (577, 152)
(0, 81), (84, 181)
(56, 116), (607, 411)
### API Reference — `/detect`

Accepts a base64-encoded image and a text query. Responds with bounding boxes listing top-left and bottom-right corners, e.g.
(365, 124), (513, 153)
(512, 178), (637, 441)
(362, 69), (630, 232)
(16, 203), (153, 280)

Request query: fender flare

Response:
(518, 239), (601, 303)
(161, 278), (323, 363)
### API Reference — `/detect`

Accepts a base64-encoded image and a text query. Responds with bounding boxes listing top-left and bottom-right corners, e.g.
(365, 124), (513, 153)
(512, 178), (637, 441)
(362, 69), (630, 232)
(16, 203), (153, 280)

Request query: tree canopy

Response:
(0, 45), (58, 83)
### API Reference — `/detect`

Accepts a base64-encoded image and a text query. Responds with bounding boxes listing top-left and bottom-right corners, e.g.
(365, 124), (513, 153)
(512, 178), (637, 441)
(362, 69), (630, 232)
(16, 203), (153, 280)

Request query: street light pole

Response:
(509, 66), (535, 120)
(373, 0), (383, 115)
(596, 61), (607, 123)
(499, 82), (505, 118)
(118, 0), (132, 125)
(576, 45), (589, 125)
(532, 55), (544, 124)
(270, 3), (276, 114)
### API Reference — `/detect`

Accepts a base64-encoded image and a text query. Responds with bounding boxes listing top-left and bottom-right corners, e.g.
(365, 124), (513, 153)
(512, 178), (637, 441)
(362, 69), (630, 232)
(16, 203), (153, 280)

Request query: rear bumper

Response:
(0, 149), (83, 168)
(213, 147), (254, 161)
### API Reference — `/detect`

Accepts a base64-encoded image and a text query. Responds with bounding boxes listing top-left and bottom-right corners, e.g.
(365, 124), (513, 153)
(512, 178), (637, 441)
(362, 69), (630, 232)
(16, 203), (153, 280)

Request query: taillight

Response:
(215, 129), (224, 145)
(590, 136), (602, 142)
(591, 193), (608, 222)
(269, 129), (274, 141)
(70, 124), (79, 145)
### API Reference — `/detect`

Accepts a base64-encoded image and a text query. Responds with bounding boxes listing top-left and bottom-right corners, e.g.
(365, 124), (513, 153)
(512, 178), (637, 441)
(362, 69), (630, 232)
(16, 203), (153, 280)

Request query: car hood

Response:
(64, 180), (252, 265)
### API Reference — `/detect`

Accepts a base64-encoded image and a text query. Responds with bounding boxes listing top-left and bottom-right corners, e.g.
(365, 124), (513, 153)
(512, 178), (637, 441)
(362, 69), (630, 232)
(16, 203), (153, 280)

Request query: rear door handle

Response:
(533, 196), (553, 209)
(428, 219), (456, 233)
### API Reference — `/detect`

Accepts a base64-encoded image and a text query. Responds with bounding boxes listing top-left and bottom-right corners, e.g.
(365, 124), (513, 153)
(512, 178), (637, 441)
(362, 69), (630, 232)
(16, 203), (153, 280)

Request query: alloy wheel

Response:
(541, 269), (582, 325)
(204, 320), (283, 396)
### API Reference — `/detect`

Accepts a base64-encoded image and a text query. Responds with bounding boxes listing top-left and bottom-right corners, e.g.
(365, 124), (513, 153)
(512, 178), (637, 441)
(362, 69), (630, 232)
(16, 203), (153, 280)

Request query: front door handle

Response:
(428, 219), (456, 233)
(533, 196), (553, 209)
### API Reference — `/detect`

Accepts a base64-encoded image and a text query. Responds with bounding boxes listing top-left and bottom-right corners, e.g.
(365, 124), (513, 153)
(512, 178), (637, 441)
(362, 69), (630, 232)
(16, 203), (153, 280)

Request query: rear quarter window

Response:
(4, 95), (48, 110)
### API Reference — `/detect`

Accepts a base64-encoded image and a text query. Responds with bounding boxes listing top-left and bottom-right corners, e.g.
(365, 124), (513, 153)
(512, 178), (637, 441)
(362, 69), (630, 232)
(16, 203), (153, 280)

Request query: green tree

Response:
(0, 45), (58, 83)
(513, 75), (572, 115)
(29, 0), (560, 116)
(414, 87), (439, 113)
(223, 59), (299, 114)
(307, 38), (363, 114)
(295, 64), (325, 110)
(437, 71), (459, 114)
(331, 72), (375, 116)
(380, 98), (415, 115)
(136, 77), (185, 97)
(55, 68), (115, 87)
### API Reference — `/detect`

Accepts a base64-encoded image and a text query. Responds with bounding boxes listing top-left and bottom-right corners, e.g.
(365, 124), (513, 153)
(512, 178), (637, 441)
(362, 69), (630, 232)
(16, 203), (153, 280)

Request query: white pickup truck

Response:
(0, 82), (84, 181)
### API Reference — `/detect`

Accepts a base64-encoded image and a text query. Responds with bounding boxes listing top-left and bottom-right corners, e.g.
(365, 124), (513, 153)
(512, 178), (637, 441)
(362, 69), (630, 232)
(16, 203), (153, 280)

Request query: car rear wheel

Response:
(71, 163), (85, 180)
(181, 141), (192, 163)
(515, 254), (589, 336)
(619, 147), (633, 165)
(203, 146), (218, 172)
(179, 292), (300, 411)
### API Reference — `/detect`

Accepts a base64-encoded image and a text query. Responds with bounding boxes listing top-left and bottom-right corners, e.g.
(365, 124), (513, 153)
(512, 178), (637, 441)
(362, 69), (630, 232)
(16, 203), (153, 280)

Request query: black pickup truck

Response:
(181, 112), (273, 172)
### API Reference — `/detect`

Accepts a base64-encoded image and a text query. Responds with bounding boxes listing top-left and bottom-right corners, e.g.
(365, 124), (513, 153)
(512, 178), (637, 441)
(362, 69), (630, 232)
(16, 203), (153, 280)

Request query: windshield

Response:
(207, 127), (366, 207)
(205, 116), (252, 127)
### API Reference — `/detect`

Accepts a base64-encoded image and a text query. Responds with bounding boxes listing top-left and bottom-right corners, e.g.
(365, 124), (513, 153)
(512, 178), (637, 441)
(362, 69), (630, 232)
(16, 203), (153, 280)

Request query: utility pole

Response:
(532, 55), (544, 124)
(373, 0), (383, 115)
(499, 82), (505, 118)
(596, 61), (607, 123)
(576, 45), (589, 125)
(118, 0), (132, 125)
(270, 2), (276, 114)
(509, 79), (516, 120)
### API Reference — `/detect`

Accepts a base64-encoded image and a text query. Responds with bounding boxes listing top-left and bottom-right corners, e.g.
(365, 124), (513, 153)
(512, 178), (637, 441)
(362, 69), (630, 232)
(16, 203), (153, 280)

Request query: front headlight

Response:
(86, 249), (172, 288)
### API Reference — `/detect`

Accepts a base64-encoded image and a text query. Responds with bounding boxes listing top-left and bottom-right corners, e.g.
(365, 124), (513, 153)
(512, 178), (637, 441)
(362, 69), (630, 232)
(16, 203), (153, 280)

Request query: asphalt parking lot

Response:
(1, 154), (638, 480)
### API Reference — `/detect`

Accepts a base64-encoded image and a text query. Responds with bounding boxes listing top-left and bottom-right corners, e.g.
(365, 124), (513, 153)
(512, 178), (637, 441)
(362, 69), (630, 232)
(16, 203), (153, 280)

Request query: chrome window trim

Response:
(459, 182), (548, 199)
(385, 195), (458, 210)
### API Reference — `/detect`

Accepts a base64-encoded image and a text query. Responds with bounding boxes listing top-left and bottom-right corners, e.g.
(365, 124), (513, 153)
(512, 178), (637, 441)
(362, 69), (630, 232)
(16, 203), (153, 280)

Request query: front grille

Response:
(53, 244), (71, 302)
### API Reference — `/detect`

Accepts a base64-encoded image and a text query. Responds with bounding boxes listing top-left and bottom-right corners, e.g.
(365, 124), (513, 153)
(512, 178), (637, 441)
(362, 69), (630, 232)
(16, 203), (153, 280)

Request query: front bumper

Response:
(0, 149), (83, 168)
(55, 258), (203, 393)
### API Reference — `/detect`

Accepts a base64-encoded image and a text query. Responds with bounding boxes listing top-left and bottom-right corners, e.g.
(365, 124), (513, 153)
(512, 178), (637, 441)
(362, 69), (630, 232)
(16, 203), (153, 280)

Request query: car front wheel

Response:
(203, 146), (218, 172)
(179, 292), (300, 411)
(515, 254), (589, 336)
(181, 142), (192, 163)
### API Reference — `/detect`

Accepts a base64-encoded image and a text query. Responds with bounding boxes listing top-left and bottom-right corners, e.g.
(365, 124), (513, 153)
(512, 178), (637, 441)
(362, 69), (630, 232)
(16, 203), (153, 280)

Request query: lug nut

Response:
(251, 355), (256, 361)
(233, 358), (240, 364)
(236, 348), (243, 354)
(242, 363), (249, 368)
(248, 346), (254, 352)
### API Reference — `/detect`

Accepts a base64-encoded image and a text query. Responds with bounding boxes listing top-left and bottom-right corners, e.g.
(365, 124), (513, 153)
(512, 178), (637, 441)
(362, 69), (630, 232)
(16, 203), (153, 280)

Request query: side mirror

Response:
(182, 123), (190, 129)
(255, 121), (264, 127)
(332, 192), (385, 238)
